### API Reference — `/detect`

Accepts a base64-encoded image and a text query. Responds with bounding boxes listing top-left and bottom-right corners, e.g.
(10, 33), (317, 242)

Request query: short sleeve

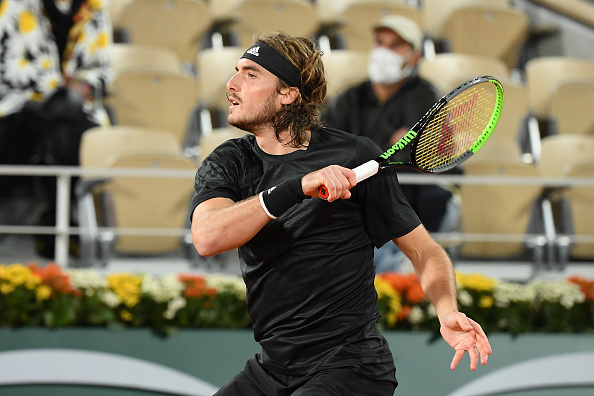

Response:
(189, 139), (247, 220)
(354, 137), (422, 247)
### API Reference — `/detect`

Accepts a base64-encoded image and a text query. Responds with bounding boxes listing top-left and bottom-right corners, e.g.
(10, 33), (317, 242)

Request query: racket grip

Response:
(317, 160), (379, 199)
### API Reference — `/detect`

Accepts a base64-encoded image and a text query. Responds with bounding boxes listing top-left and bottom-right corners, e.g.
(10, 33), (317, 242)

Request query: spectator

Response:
(322, 15), (456, 272)
(0, 0), (113, 256)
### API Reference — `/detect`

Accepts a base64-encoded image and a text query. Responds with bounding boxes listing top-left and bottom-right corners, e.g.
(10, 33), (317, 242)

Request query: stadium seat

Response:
(538, 135), (594, 266)
(224, 0), (319, 48)
(422, 0), (511, 44)
(553, 162), (594, 262)
(109, 44), (183, 82)
(106, 71), (198, 146)
(455, 153), (544, 263)
(196, 47), (245, 113)
(119, 0), (211, 65)
(418, 53), (510, 95)
(539, 134), (594, 178)
(322, 49), (369, 99)
(525, 57), (594, 123)
(77, 126), (186, 265)
(441, 5), (529, 69)
(100, 153), (196, 256)
(547, 81), (594, 136)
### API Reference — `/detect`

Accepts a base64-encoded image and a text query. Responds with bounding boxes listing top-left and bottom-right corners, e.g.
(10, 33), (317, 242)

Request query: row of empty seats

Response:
(107, 0), (531, 69)
(456, 134), (594, 268)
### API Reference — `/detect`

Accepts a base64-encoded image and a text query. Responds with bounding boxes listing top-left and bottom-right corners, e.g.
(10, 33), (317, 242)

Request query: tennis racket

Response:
(318, 76), (504, 199)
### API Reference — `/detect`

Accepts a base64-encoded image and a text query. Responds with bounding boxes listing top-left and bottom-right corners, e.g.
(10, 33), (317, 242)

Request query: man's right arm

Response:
(191, 165), (357, 256)
(191, 196), (271, 257)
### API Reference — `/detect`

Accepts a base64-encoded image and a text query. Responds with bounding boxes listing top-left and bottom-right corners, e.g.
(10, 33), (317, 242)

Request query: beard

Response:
(228, 92), (278, 133)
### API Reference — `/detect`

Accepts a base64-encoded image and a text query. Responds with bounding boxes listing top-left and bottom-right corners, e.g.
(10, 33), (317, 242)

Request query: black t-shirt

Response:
(191, 127), (421, 377)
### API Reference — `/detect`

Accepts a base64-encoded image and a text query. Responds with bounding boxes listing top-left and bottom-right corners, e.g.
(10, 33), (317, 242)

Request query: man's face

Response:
(374, 28), (414, 57)
(226, 58), (281, 133)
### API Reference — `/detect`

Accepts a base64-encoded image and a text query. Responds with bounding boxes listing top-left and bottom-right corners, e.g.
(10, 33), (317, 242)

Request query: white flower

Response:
(164, 296), (187, 320)
(458, 289), (473, 306)
(68, 269), (107, 291)
(140, 274), (184, 303)
(493, 281), (536, 308)
(528, 279), (585, 309)
(408, 306), (425, 325)
(206, 274), (246, 300)
(99, 290), (120, 308)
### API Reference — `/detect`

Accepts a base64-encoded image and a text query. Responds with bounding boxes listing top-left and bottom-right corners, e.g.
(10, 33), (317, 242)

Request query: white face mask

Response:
(367, 46), (413, 85)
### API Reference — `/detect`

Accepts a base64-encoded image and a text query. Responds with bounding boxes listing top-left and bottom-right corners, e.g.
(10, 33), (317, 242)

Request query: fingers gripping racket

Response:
(318, 76), (504, 199)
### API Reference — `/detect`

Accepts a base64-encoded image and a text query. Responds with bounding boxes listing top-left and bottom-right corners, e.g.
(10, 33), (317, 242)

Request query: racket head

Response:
(409, 76), (504, 173)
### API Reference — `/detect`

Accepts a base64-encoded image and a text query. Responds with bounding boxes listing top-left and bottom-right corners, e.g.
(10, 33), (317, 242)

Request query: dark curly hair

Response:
(254, 32), (327, 148)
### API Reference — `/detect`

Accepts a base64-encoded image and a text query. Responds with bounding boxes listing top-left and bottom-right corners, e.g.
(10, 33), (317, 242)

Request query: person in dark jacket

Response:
(323, 15), (457, 273)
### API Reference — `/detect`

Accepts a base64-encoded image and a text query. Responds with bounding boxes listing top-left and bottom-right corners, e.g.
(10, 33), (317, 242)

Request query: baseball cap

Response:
(373, 15), (423, 51)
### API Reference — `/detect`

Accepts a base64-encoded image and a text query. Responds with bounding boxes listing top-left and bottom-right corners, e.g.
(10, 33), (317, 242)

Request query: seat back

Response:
(458, 161), (542, 258)
(548, 81), (594, 136)
(109, 44), (182, 81)
(442, 5), (529, 69)
(80, 125), (181, 169)
(468, 135), (524, 165)
(525, 57), (594, 120)
(539, 134), (594, 178)
(335, 1), (422, 52)
(120, 0), (211, 63)
(108, 71), (198, 145)
(196, 47), (245, 110)
(422, 0), (510, 41)
(229, 0), (318, 48)
(418, 53), (509, 95)
(105, 153), (196, 254)
(323, 50), (369, 99)
(315, 0), (410, 25)
(560, 163), (594, 259)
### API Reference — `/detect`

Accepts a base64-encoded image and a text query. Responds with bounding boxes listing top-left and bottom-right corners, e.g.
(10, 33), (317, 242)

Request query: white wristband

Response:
(259, 191), (277, 219)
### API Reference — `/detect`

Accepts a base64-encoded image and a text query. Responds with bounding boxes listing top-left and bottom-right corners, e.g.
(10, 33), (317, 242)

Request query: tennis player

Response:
(190, 32), (491, 395)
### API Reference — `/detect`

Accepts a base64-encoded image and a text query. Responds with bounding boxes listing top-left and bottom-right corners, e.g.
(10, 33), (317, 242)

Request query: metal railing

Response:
(1, 165), (594, 268)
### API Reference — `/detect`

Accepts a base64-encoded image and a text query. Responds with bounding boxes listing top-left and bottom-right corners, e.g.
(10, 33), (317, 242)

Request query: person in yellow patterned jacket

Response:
(0, 0), (112, 254)
(0, 0), (112, 125)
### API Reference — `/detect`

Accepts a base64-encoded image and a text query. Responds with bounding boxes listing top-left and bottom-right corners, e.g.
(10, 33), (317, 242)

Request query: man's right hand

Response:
(301, 165), (357, 202)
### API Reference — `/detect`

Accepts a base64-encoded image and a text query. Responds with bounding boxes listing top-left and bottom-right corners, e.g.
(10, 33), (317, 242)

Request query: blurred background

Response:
(1, 1), (594, 395)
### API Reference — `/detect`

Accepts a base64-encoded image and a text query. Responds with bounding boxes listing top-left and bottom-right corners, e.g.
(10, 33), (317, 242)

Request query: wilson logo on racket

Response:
(380, 130), (418, 160)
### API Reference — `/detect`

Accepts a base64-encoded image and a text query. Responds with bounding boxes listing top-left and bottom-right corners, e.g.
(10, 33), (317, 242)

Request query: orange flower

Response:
(568, 276), (594, 301)
(398, 305), (412, 320)
(178, 274), (217, 298)
(379, 272), (426, 304)
(27, 262), (81, 297)
(405, 281), (426, 304)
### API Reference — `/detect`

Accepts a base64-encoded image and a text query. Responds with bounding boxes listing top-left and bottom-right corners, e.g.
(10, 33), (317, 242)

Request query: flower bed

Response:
(1, 262), (593, 335)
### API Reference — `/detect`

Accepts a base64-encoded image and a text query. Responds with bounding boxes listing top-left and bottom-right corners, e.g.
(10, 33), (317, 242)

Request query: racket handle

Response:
(317, 160), (379, 199)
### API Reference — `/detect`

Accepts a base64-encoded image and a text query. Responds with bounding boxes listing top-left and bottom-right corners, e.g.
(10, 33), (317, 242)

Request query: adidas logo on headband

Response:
(246, 46), (260, 56)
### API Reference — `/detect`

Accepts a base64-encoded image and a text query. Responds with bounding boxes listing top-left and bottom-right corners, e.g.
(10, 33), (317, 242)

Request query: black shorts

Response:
(214, 355), (398, 396)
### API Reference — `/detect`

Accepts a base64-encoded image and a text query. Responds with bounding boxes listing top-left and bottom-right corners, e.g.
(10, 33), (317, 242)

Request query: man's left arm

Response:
(394, 225), (492, 370)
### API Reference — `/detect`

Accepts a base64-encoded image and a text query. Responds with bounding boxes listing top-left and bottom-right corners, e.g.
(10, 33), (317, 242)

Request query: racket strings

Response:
(415, 83), (498, 171)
